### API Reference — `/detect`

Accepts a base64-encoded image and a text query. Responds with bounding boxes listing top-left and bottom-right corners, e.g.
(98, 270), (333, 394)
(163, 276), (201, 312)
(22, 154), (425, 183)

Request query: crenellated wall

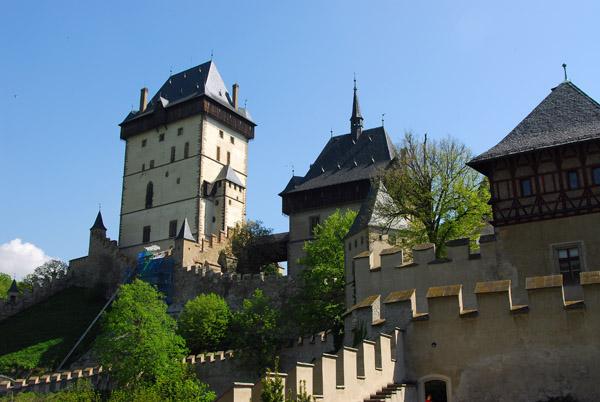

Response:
(0, 367), (113, 397)
(216, 330), (416, 402)
(343, 271), (600, 402)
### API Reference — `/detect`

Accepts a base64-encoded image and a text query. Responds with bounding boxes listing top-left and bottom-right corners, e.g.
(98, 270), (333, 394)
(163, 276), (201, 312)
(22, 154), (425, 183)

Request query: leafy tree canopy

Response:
(179, 293), (231, 354)
(229, 289), (282, 376)
(0, 273), (12, 301)
(292, 209), (357, 339)
(378, 131), (491, 257)
(94, 279), (187, 389)
(227, 220), (283, 274)
(32, 259), (68, 284)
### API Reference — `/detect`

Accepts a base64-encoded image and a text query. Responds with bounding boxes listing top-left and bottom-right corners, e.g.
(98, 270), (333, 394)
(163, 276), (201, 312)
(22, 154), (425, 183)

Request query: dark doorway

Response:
(424, 380), (447, 402)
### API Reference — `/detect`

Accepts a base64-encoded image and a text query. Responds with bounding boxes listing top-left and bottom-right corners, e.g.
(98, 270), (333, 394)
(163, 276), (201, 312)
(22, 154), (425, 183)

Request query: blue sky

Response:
(1, 0), (600, 279)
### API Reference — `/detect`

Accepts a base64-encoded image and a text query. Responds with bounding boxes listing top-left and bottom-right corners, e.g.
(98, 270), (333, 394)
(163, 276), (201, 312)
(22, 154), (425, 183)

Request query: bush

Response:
(179, 293), (231, 354)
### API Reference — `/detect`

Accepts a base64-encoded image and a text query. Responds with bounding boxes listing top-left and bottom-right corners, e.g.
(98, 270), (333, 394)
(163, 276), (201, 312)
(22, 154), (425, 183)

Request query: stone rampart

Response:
(216, 330), (416, 402)
(344, 271), (600, 402)
(0, 367), (113, 397)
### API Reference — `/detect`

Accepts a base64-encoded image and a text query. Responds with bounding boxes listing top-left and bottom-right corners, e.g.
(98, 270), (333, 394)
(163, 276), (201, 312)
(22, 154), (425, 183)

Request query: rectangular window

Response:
(558, 247), (581, 284)
(568, 171), (579, 189)
(159, 133), (165, 142)
(227, 151), (231, 165)
(184, 142), (190, 158)
(230, 136), (234, 144)
(216, 146), (221, 161)
(170, 146), (176, 163)
(521, 178), (532, 196)
(142, 163), (145, 171)
(143, 226), (151, 243)
(593, 167), (600, 185)
(169, 220), (178, 238)
(219, 130), (224, 139)
(142, 139), (147, 147)
(309, 215), (320, 237)
(150, 160), (154, 168)
(177, 127), (183, 136)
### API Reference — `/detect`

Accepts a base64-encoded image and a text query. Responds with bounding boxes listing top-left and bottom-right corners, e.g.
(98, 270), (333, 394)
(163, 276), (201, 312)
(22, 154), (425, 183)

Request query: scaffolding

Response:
(137, 247), (174, 305)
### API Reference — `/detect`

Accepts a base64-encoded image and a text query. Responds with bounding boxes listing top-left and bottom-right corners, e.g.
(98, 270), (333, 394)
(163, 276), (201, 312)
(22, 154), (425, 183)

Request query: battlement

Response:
(0, 367), (109, 397)
(217, 330), (415, 402)
(0, 270), (75, 323)
(344, 271), (600, 344)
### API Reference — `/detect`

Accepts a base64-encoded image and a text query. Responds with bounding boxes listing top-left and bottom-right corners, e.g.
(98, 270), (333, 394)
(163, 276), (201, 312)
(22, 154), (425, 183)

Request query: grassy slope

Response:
(0, 286), (107, 377)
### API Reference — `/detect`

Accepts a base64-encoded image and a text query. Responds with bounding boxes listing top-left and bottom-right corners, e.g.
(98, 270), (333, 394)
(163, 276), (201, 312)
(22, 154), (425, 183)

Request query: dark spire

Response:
(176, 217), (196, 242)
(350, 74), (363, 140)
(8, 279), (19, 294)
(90, 211), (107, 231)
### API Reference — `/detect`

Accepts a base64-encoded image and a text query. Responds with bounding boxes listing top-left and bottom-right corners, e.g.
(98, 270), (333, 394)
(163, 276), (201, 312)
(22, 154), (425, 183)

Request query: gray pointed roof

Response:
(215, 165), (245, 188)
(469, 81), (600, 167)
(90, 211), (107, 231)
(280, 126), (395, 195)
(176, 217), (196, 242)
(351, 86), (362, 120)
(8, 279), (19, 294)
(121, 61), (254, 125)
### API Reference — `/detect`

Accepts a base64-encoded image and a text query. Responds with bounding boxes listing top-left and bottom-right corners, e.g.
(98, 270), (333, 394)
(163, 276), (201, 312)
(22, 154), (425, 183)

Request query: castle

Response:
(2, 64), (600, 401)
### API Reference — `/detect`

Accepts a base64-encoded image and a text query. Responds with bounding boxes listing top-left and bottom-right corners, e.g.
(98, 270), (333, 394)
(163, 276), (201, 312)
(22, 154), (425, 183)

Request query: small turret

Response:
(89, 211), (107, 256)
(7, 279), (19, 304)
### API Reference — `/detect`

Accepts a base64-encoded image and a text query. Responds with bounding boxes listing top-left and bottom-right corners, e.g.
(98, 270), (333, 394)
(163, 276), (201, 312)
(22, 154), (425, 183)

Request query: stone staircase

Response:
(364, 383), (406, 402)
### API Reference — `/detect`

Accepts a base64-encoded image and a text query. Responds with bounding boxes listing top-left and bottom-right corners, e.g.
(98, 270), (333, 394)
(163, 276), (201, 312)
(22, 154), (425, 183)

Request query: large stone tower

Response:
(118, 61), (255, 258)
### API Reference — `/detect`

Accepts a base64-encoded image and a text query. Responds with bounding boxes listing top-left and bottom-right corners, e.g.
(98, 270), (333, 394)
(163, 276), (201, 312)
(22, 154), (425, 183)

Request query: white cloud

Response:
(0, 239), (53, 281)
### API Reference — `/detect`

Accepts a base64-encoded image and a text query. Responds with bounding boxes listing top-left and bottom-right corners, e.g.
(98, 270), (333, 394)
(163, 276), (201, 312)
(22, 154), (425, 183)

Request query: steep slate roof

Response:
(8, 279), (19, 294)
(215, 165), (245, 188)
(90, 211), (107, 231)
(280, 127), (395, 195)
(176, 217), (196, 242)
(345, 181), (404, 238)
(121, 61), (254, 125)
(470, 81), (600, 166)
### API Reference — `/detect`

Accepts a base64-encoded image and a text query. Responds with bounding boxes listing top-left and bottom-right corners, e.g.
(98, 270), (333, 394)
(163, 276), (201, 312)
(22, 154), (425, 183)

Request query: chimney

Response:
(140, 88), (148, 113)
(232, 84), (239, 109)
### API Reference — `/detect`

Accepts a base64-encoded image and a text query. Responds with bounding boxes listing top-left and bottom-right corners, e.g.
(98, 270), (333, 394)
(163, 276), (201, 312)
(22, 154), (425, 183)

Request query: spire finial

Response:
(353, 72), (357, 90)
(211, 50), (214, 61)
(169, 66), (172, 77)
(98, 203), (101, 211)
(330, 127), (333, 138)
(382, 113), (385, 127)
(562, 63), (568, 81)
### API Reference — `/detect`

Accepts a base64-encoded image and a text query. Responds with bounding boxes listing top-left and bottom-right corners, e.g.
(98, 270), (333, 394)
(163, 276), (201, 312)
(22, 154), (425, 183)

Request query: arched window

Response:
(145, 182), (154, 209)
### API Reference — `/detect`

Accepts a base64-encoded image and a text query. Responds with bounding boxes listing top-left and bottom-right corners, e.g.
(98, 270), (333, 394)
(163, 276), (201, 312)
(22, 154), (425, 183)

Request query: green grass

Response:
(0, 286), (107, 378)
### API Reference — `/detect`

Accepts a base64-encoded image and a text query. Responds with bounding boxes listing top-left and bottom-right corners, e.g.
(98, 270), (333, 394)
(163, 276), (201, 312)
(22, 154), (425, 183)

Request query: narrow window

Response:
(184, 142), (190, 158)
(217, 146), (221, 161)
(521, 178), (532, 196)
(229, 199), (232, 205)
(145, 182), (154, 209)
(568, 171), (579, 189)
(230, 136), (234, 144)
(309, 215), (320, 236)
(169, 220), (178, 238)
(142, 139), (147, 147)
(593, 167), (600, 185)
(177, 127), (183, 136)
(170, 146), (176, 163)
(143, 226), (151, 243)
(142, 163), (145, 171)
(215, 200), (219, 206)
(227, 151), (231, 165)
(558, 247), (581, 284)
(212, 216), (216, 223)
(219, 130), (224, 139)
(159, 133), (165, 142)
(150, 160), (154, 168)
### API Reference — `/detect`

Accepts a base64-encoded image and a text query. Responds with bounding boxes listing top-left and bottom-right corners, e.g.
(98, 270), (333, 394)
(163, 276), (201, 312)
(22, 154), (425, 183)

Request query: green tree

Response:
(292, 209), (357, 340)
(32, 259), (68, 284)
(227, 220), (283, 274)
(378, 131), (491, 257)
(179, 293), (231, 354)
(94, 279), (187, 389)
(0, 273), (12, 301)
(229, 289), (281, 375)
